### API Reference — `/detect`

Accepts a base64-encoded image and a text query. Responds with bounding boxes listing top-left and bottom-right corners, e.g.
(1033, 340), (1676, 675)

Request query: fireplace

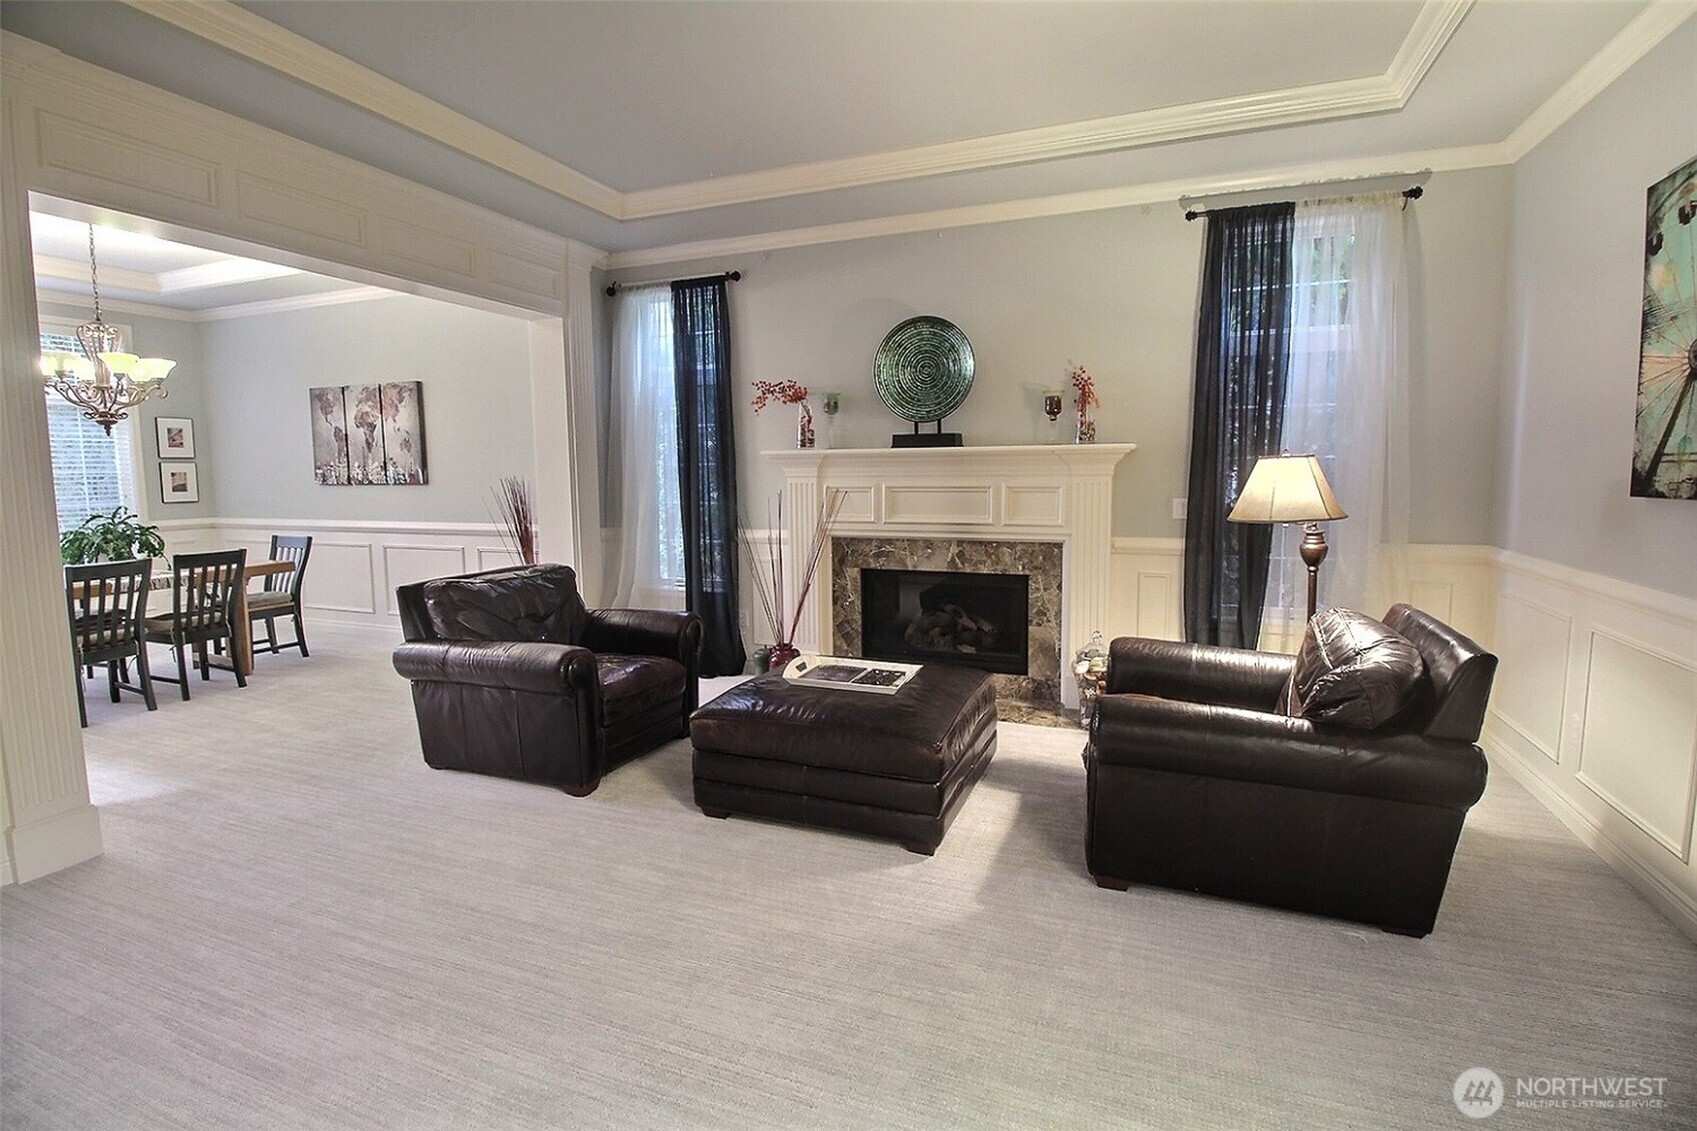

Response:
(770, 443), (1134, 708)
(861, 568), (1029, 675)
(831, 536), (1062, 704)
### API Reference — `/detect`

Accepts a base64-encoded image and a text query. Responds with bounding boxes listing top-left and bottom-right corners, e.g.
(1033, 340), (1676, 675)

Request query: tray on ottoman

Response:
(689, 664), (997, 855)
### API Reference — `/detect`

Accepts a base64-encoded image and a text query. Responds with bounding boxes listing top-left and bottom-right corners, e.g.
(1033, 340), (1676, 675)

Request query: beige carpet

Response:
(3, 627), (1694, 1129)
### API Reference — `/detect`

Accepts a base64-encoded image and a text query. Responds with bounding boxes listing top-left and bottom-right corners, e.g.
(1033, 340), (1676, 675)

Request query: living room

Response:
(2, 2), (1694, 1127)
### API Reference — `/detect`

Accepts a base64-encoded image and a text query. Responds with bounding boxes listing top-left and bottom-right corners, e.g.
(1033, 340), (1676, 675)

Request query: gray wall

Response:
(1496, 20), (1697, 598)
(39, 298), (218, 521)
(197, 294), (536, 524)
(608, 165), (1511, 543)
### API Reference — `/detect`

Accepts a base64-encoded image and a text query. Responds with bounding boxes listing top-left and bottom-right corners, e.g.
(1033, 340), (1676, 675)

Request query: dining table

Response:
(72, 557), (296, 679)
(224, 559), (296, 677)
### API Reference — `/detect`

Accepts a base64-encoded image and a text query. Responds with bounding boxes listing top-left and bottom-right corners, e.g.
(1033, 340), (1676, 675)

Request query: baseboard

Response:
(1484, 732), (1697, 943)
(6, 802), (102, 885)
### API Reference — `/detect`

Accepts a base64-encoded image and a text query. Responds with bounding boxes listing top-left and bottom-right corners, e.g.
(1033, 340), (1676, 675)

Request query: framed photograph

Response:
(159, 462), (200, 504)
(155, 416), (195, 460)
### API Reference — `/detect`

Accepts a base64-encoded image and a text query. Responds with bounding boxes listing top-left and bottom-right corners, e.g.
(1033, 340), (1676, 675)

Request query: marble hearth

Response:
(767, 444), (1134, 709)
(832, 537), (1063, 704)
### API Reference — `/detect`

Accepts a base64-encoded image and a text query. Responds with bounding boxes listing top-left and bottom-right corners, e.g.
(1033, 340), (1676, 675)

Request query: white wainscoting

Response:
(1100, 540), (1498, 650)
(156, 517), (521, 634)
(1482, 551), (1697, 941)
(1107, 537), (1186, 642)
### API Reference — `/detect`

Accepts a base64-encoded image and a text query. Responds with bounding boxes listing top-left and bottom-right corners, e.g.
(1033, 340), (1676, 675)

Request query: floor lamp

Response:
(1227, 454), (1348, 625)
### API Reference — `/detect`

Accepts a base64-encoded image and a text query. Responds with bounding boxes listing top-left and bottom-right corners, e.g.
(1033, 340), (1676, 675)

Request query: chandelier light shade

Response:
(1228, 453), (1348, 624)
(40, 223), (175, 435)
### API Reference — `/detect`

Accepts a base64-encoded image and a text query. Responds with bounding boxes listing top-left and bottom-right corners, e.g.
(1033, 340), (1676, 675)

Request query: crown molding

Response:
(120, 0), (625, 218)
(36, 250), (299, 295)
(602, 144), (1508, 271)
(33, 254), (158, 294)
(620, 0), (1473, 219)
(1385, 0), (1476, 101)
(38, 292), (197, 323)
(36, 277), (393, 322)
(155, 257), (299, 292)
(122, 0), (1471, 222)
(1502, 0), (1696, 162)
(189, 285), (395, 322)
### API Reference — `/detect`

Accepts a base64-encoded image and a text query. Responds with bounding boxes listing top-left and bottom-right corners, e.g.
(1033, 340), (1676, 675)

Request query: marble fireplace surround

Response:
(832, 537), (1062, 704)
(767, 444), (1135, 709)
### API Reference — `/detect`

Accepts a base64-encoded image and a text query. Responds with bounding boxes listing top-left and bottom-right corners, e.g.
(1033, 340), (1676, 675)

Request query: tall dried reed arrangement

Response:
(740, 489), (844, 647)
(490, 476), (538, 565)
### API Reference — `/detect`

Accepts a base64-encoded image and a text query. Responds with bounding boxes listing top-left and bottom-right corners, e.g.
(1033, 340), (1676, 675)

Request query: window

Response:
(40, 324), (141, 532)
(1260, 197), (1409, 646)
(607, 285), (685, 606)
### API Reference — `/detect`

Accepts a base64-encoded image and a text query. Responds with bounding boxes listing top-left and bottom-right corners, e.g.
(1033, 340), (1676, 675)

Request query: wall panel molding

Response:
(1574, 628), (1697, 863)
(1, 31), (598, 315)
(1484, 550), (1697, 942)
(1490, 593), (1573, 765)
(188, 518), (509, 629)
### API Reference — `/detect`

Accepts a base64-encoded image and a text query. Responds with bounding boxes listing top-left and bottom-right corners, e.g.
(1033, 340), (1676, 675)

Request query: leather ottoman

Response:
(690, 665), (997, 855)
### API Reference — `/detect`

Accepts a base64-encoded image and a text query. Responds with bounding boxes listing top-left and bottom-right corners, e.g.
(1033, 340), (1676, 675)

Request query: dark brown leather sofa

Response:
(1085, 604), (1496, 936)
(393, 564), (702, 796)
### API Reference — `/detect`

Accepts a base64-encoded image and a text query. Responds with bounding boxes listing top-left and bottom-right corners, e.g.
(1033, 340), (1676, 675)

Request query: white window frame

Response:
(39, 313), (151, 527)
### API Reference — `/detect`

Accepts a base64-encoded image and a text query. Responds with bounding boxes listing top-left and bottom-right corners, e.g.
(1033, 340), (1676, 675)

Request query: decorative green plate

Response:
(874, 316), (975, 423)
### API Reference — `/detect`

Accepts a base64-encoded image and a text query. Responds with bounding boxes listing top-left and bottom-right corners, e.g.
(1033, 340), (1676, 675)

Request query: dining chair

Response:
(248, 534), (312, 658)
(145, 548), (247, 700)
(64, 558), (157, 727)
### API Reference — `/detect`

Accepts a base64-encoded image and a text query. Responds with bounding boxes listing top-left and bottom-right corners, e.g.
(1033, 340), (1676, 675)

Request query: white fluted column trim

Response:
(0, 100), (102, 883)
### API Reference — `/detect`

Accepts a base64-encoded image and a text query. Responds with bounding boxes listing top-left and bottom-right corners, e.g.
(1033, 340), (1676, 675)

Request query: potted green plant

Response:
(60, 507), (166, 565)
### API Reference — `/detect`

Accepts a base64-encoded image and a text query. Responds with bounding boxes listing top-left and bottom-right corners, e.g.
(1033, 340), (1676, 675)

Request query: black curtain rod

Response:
(1185, 185), (1422, 221)
(606, 269), (741, 297)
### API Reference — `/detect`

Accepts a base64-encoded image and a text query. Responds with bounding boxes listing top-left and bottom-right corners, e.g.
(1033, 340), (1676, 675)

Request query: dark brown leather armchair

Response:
(393, 564), (702, 796)
(1085, 604), (1496, 936)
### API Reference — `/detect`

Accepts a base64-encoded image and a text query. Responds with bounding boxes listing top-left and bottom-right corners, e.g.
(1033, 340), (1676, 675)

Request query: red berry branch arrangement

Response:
(1070, 365), (1100, 413)
(751, 379), (810, 412)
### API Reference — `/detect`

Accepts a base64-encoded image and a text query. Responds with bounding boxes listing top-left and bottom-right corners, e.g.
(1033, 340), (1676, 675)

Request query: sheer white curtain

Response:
(1262, 194), (1411, 648)
(606, 285), (685, 610)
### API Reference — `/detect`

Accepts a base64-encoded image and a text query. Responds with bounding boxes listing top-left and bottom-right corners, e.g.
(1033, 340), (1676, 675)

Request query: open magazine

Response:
(781, 653), (921, 695)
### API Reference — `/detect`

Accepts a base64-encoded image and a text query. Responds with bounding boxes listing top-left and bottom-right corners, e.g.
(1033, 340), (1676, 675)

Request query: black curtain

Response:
(671, 278), (747, 676)
(1182, 203), (1295, 647)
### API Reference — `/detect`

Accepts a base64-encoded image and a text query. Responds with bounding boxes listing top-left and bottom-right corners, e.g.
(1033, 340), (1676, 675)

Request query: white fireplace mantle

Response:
(766, 444), (1135, 707)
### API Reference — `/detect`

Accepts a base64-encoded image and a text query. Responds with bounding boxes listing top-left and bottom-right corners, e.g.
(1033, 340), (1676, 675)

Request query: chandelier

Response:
(40, 223), (176, 435)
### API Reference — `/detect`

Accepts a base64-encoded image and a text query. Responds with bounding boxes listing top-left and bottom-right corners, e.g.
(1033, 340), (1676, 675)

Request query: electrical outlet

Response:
(1172, 498), (1188, 521)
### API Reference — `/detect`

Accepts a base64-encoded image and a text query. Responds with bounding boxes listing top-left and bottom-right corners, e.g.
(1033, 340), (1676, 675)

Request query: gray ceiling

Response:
(0, 1), (1658, 255)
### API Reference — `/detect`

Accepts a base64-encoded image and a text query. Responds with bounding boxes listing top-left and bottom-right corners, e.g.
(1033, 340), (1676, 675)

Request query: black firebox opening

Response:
(860, 568), (1030, 675)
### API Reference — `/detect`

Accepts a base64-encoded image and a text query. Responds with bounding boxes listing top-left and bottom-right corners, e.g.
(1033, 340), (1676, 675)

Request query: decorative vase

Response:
(1075, 407), (1096, 444)
(797, 401), (815, 449)
(1072, 629), (1109, 725)
(768, 642), (800, 671)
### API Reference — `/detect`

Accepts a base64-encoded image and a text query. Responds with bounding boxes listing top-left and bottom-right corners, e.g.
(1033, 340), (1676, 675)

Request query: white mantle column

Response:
(0, 104), (102, 883)
(767, 444), (1134, 707)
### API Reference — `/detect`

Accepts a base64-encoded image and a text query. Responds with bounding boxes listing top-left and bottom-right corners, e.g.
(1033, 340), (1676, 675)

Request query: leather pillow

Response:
(1282, 608), (1425, 729)
(421, 565), (587, 644)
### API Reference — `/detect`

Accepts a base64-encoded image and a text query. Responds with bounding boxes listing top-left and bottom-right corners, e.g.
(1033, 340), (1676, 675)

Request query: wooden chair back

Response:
(170, 549), (247, 636)
(266, 535), (312, 600)
(65, 558), (152, 663)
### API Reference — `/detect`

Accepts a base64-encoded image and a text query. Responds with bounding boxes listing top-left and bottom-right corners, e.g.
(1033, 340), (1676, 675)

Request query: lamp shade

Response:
(1227, 454), (1348, 524)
